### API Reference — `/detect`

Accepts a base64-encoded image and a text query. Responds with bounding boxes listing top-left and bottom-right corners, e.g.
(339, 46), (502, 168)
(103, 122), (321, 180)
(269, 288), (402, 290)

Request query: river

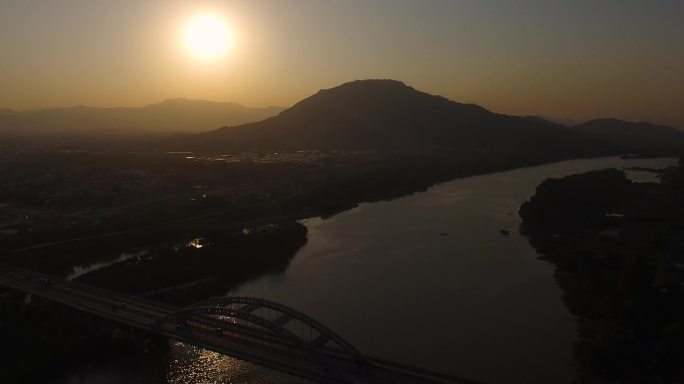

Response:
(60, 156), (678, 384)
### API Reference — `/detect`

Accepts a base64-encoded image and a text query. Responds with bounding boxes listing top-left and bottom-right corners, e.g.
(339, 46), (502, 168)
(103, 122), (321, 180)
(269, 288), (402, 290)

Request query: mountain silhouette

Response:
(7, 80), (682, 157)
(186, 80), (598, 154)
(0, 100), (283, 136)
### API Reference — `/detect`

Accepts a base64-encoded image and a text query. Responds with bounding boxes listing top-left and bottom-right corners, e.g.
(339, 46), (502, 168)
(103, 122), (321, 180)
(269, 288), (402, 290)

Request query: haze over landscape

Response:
(1, 2), (684, 384)
(1, 0), (683, 128)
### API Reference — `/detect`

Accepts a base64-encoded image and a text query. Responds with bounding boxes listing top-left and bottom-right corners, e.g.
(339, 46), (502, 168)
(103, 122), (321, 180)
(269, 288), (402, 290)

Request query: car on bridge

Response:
(36, 277), (56, 288)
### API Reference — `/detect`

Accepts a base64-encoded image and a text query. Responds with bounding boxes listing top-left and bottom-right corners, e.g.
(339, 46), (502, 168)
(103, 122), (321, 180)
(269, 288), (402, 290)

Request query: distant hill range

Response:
(0, 99), (283, 135)
(180, 79), (684, 156)
(573, 118), (684, 153)
(4, 80), (682, 157)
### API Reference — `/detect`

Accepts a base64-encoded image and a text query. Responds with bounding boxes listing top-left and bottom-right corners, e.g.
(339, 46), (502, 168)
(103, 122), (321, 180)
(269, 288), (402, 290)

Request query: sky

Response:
(1, 0), (682, 127)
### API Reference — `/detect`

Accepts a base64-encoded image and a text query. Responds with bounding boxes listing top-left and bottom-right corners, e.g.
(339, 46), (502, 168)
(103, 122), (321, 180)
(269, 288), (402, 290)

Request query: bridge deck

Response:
(0, 264), (479, 384)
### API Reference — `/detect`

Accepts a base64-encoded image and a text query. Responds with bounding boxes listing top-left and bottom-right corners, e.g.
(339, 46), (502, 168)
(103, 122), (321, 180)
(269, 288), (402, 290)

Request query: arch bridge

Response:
(0, 263), (479, 384)
(154, 296), (364, 365)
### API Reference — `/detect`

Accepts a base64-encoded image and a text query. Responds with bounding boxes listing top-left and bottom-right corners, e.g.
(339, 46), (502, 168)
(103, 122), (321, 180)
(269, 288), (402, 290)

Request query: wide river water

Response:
(61, 156), (678, 384)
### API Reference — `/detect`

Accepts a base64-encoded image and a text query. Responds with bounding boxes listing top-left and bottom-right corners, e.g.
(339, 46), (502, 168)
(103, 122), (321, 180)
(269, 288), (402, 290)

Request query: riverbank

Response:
(519, 161), (684, 382)
(76, 221), (308, 305)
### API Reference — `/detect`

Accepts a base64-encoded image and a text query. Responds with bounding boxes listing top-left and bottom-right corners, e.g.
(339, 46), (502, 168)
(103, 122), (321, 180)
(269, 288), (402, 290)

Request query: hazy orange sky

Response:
(1, 0), (682, 127)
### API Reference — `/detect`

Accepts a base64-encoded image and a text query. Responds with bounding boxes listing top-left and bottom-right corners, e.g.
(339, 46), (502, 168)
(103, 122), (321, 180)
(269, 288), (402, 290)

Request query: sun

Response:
(183, 13), (232, 61)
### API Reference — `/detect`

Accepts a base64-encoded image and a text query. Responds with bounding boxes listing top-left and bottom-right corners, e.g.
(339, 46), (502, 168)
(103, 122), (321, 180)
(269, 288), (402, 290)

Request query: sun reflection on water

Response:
(166, 342), (249, 383)
(166, 342), (307, 384)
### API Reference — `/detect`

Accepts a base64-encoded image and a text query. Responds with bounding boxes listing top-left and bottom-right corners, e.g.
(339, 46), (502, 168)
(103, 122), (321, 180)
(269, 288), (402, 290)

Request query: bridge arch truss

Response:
(153, 296), (364, 362)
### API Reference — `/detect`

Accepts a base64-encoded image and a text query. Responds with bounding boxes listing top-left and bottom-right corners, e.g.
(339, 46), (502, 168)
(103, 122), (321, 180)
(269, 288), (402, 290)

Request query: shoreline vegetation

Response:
(519, 159), (684, 382)
(77, 221), (308, 306)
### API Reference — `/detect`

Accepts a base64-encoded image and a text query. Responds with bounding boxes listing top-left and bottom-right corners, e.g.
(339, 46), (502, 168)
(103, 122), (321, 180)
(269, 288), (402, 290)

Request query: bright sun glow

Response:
(183, 13), (232, 61)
